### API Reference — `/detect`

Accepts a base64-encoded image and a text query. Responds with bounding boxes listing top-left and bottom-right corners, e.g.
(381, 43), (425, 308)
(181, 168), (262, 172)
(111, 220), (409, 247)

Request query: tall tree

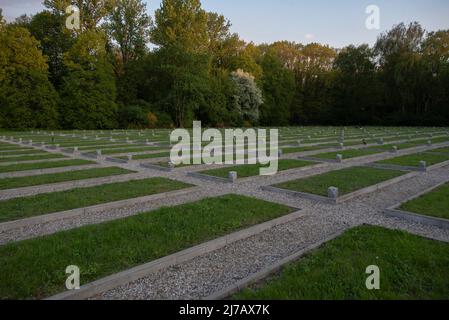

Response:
(151, 0), (208, 52)
(27, 11), (74, 88)
(0, 26), (59, 129)
(375, 22), (425, 118)
(60, 30), (117, 128)
(332, 45), (381, 124)
(105, 0), (151, 70)
(259, 49), (295, 126)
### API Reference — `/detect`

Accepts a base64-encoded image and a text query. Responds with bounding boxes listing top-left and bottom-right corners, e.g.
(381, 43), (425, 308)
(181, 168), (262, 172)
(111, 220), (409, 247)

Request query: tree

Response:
(375, 22), (426, 117)
(332, 45), (382, 124)
(151, 47), (211, 127)
(291, 43), (336, 124)
(0, 26), (59, 129)
(60, 31), (118, 129)
(231, 69), (263, 124)
(151, 0), (208, 53)
(105, 0), (151, 71)
(27, 11), (74, 88)
(259, 50), (295, 126)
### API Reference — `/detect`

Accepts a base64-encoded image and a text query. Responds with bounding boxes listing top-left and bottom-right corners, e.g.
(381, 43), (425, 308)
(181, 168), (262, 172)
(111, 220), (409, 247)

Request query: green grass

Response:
(377, 152), (449, 167)
(235, 225), (449, 300)
(400, 183), (449, 220)
(274, 166), (405, 196)
(0, 177), (192, 223)
(199, 159), (314, 179)
(0, 167), (134, 190)
(0, 159), (95, 173)
(0, 154), (66, 163)
(314, 147), (384, 160)
(0, 150), (46, 156)
(428, 147), (449, 154)
(0, 194), (292, 299)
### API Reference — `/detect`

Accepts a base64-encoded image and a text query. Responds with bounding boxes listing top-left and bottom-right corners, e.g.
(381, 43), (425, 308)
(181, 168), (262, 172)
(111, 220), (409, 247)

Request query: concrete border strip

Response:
(46, 208), (306, 300)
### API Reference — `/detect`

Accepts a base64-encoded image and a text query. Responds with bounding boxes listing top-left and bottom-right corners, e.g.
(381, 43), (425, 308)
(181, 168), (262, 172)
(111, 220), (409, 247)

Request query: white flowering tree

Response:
(231, 69), (263, 124)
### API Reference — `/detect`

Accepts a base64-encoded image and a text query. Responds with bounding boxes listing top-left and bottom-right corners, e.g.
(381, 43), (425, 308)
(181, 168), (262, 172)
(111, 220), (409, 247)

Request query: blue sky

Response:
(1, 0), (449, 48)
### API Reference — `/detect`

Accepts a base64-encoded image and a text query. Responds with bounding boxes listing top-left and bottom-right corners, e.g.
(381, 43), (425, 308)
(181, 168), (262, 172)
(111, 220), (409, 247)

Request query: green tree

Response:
(151, 0), (208, 53)
(151, 47), (211, 127)
(259, 50), (295, 126)
(375, 22), (425, 118)
(27, 11), (74, 88)
(60, 31), (118, 129)
(0, 26), (59, 129)
(105, 0), (151, 70)
(332, 45), (382, 124)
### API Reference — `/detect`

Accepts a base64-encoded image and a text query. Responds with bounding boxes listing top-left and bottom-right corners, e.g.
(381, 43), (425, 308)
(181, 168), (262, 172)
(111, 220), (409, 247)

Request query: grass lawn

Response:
(0, 154), (66, 163)
(235, 225), (449, 300)
(400, 183), (449, 220)
(0, 159), (95, 173)
(314, 147), (384, 160)
(428, 147), (449, 154)
(0, 167), (134, 190)
(199, 159), (314, 179)
(377, 152), (449, 167)
(0, 150), (47, 156)
(274, 166), (405, 196)
(0, 194), (292, 299)
(0, 177), (192, 223)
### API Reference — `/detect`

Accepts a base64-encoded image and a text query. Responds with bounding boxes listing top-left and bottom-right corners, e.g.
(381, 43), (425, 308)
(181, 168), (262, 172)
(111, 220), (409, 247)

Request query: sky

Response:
(1, 0), (449, 48)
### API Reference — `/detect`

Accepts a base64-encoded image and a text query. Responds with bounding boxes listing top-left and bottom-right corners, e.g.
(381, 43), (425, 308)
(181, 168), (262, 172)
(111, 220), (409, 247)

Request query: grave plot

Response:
(385, 182), (449, 229)
(265, 166), (408, 204)
(373, 152), (449, 171)
(0, 153), (67, 163)
(0, 177), (192, 223)
(195, 159), (316, 182)
(0, 159), (95, 174)
(0, 149), (48, 156)
(234, 225), (449, 300)
(117, 151), (171, 161)
(0, 167), (134, 191)
(0, 195), (292, 299)
(306, 147), (387, 162)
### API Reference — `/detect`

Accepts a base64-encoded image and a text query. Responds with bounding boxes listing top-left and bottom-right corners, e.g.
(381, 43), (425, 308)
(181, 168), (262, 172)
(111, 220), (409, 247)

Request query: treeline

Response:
(0, 0), (448, 129)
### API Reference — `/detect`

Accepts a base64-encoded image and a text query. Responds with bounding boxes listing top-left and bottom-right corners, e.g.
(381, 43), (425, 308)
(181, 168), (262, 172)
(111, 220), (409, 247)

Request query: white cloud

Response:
(304, 34), (315, 40)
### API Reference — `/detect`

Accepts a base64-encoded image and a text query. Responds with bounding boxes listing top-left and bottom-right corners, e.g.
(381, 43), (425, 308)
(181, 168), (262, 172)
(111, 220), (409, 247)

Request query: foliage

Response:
(231, 69), (263, 124)
(0, 26), (59, 129)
